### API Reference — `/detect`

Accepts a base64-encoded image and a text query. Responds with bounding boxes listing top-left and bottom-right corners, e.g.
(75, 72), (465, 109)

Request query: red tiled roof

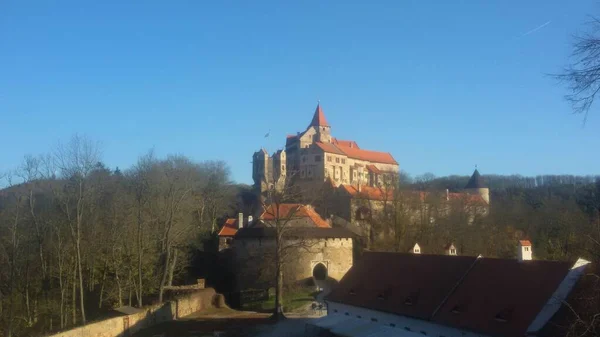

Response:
(314, 142), (345, 155)
(519, 240), (532, 246)
(332, 138), (360, 149)
(366, 164), (382, 174)
(327, 252), (574, 337)
(339, 145), (398, 165)
(434, 258), (571, 337)
(339, 185), (394, 201)
(218, 218), (238, 237)
(260, 203), (330, 228)
(326, 252), (480, 320)
(309, 104), (330, 127)
(314, 142), (398, 165)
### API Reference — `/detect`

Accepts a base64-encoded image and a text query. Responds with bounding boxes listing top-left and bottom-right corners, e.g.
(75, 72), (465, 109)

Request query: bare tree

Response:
(53, 134), (101, 324)
(556, 17), (600, 122)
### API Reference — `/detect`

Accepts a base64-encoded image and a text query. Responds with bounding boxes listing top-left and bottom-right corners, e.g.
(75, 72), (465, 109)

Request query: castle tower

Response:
(252, 148), (272, 191)
(465, 168), (490, 204)
(308, 103), (331, 143)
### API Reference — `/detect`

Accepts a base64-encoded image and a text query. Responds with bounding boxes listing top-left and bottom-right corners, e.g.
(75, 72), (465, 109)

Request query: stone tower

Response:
(465, 168), (490, 204)
(252, 148), (272, 192)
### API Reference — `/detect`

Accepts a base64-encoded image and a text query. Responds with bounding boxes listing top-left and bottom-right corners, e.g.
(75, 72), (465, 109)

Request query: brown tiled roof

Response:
(309, 104), (330, 127)
(326, 252), (479, 320)
(326, 252), (574, 337)
(332, 138), (360, 149)
(519, 240), (532, 246)
(260, 203), (330, 228)
(366, 164), (382, 174)
(434, 258), (571, 337)
(315, 142), (345, 155)
(218, 218), (238, 237)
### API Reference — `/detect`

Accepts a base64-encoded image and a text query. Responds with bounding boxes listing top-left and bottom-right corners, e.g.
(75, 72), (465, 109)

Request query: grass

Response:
(241, 286), (317, 313)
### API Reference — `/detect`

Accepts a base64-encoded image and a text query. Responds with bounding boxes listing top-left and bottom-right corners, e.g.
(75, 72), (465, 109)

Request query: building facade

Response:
(253, 104), (400, 196)
(218, 204), (354, 291)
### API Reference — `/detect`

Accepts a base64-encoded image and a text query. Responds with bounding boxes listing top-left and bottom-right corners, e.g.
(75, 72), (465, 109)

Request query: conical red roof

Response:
(309, 104), (330, 127)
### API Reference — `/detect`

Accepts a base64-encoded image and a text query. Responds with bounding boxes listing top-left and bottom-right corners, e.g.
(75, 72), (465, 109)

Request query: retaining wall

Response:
(48, 288), (218, 337)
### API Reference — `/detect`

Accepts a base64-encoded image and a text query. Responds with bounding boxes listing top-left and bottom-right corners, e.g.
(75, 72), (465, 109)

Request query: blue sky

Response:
(1, 1), (599, 184)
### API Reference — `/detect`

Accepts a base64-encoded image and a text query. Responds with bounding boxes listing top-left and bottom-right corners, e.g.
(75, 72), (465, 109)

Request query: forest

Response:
(0, 136), (599, 337)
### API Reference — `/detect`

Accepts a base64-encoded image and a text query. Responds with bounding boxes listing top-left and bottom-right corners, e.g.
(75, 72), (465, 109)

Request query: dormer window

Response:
(349, 289), (356, 295)
(414, 249), (420, 253)
(524, 247), (529, 251)
(404, 297), (413, 306)
(450, 249), (456, 254)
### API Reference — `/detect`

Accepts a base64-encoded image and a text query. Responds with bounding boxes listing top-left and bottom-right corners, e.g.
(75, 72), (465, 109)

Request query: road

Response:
(131, 306), (324, 337)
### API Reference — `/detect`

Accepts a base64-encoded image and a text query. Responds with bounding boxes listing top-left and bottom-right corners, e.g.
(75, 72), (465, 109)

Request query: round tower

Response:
(465, 168), (490, 204)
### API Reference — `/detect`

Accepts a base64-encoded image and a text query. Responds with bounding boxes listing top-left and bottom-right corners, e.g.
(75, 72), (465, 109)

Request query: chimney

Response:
(446, 189), (449, 201)
(445, 243), (457, 256)
(247, 215), (253, 225)
(518, 240), (532, 261)
(238, 212), (244, 229)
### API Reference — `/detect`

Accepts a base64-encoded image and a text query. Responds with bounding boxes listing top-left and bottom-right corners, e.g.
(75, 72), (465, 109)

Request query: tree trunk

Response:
(272, 234), (285, 321)
(167, 249), (177, 286)
(98, 259), (108, 308)
(71, 262), (77, 326)
(136, 206), (143, 308)
(76, 239), (86, 324)
(113, 256), (123, 308)
(273, 260), (284, 319)
(158, 245), (171, 303)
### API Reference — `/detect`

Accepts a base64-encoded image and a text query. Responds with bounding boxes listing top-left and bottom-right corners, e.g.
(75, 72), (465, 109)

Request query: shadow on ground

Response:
(131, 313), (272, 337)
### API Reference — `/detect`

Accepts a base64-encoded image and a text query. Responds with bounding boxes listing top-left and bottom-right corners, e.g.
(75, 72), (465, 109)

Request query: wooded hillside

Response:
(1, 138), (598, 336)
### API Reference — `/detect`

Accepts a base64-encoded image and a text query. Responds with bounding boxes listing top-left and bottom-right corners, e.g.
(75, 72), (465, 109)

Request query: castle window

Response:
(315, 155), (321, 162)
(450, 249), (456, 254)
(342, 158), (346, 164)
(282, 165), (285, 171)
(336, 157), (340, 163)
(524, 247), (529, 251)
(327, 156), (332, 162)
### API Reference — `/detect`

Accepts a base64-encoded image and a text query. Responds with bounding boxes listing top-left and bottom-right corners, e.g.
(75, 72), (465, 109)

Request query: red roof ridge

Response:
(309, 103), (330, 127)
(218, 218), (238, 237)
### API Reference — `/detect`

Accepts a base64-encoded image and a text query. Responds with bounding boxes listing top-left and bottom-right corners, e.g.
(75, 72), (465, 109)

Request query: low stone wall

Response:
(174, 288), (217, 318)
(48, 288), (218, 337)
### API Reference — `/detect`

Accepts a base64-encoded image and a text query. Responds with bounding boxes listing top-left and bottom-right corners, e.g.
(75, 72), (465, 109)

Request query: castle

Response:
(252, 104), (490, 211)
(222, 103), (492, 291)
(252, 104), (400, 195)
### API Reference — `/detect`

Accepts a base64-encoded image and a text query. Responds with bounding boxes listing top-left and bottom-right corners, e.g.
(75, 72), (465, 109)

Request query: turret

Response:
(308, 103), (331, 143)
(252, 148), (271, 187)
(465, 168), (490, 204)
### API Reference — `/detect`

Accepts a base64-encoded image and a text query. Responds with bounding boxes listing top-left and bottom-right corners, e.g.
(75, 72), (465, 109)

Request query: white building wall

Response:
(326, 302), (492, 337)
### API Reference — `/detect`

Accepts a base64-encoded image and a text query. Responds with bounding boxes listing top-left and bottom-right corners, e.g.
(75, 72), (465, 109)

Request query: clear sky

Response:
(1, 1), (599, 184)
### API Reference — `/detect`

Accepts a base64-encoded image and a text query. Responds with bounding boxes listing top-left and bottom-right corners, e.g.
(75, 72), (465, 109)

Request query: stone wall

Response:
(234, 237), (353, 290)
(47, 288), (218, 337)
